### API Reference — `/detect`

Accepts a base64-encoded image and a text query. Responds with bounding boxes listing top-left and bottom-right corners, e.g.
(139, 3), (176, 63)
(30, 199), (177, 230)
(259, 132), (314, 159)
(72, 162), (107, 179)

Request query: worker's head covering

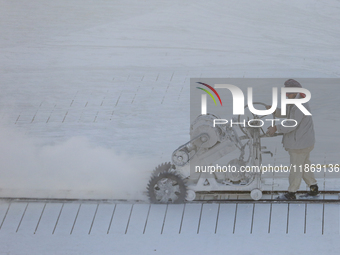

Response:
(284, 79), (302, 88)
(284, 79), (305, 98)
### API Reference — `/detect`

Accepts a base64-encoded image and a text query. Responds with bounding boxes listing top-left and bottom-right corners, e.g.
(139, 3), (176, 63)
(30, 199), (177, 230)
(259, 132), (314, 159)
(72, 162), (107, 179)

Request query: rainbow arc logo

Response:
(196, 82), (223, 106)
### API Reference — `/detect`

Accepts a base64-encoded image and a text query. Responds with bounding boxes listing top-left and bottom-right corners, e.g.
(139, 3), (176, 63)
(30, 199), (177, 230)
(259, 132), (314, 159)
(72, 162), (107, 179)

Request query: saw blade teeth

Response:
(151, 162), (173, 177)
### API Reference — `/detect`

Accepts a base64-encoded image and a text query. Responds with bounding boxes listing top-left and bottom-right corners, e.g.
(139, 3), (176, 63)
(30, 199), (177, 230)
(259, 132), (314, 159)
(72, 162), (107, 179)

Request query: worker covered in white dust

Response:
(266, 79), (319, 200)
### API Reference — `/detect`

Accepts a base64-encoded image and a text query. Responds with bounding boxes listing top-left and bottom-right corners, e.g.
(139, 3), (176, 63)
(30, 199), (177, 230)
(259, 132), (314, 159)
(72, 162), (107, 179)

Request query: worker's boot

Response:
(299, 184), (320, 199)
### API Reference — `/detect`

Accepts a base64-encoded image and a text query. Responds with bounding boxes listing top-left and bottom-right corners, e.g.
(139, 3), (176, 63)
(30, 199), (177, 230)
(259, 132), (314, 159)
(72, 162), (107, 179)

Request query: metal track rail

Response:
(1, 191), (339, 204)
(193, 190), (340, 203)
(193, 199), (340, 204)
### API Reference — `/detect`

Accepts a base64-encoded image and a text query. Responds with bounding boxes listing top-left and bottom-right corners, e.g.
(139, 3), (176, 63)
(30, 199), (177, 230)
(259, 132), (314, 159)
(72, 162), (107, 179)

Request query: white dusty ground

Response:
(1, 0), (340, 254)
(0, 200), (340, 255)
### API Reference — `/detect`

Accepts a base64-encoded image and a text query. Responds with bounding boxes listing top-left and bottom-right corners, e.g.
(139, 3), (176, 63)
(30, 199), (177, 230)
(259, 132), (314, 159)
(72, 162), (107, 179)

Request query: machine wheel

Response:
(147, 165), (187, 204)
(186, 190), (196, 201)
(250, 189), (262, 200)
